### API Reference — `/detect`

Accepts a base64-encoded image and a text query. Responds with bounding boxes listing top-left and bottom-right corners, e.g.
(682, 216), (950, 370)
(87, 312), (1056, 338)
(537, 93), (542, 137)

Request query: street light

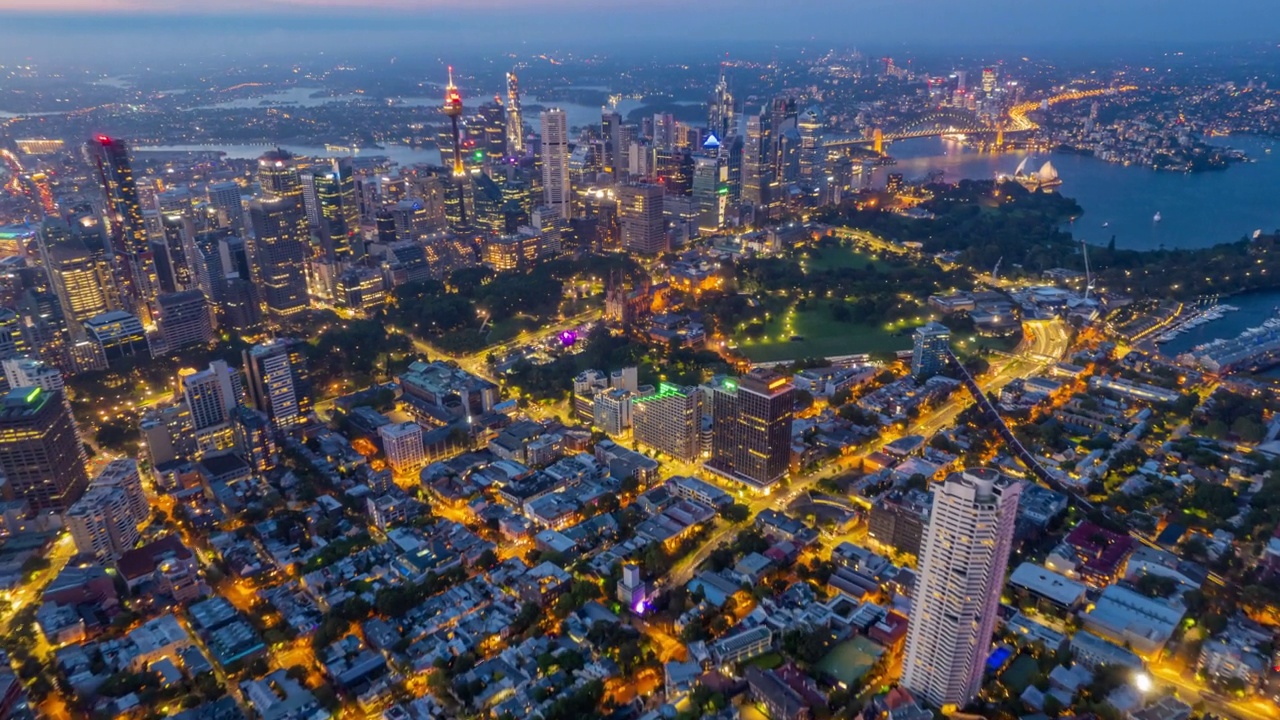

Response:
(1133, 671), (1152, 693)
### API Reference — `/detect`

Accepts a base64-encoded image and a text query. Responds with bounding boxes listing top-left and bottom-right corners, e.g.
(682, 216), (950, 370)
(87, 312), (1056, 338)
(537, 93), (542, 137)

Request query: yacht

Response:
(1153, 211), (1162, 223)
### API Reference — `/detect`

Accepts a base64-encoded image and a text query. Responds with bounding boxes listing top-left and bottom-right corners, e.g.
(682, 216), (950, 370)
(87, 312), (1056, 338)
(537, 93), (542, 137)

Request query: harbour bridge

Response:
(825, 85), (1137, 155)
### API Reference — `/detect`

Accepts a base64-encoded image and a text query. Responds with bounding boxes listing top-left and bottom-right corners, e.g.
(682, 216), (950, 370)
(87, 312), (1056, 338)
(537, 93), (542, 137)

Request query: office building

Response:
(155, 290), (213, 353)
(797, 107), (822, 181)
(902, 468), (1022, 710)
(692, 150), (726, 235)
(0, 309), (29, 364)
(911, 322), (952, 379)
(244, 339), (311, 433)
(84, 311), (148, 364)
(633, 383), (703, 462)
(706, 369), (794, 490)
(257, 149), (303, 201)
(708, 65), (735, 141)
(153, 211), (196, 295)
(207, 181), (245, 233)
(540, 109), (571, 219)
(335, 266), (386, 315)
(505, 71), (525, 156)
(619, 183), (666, 255)
(309, 157), (360, 262)
(88, 135), (156, 315)
(743, 110), (776, 212)
(378, 421), (426, 475)
(0, 387), (87, 512)
(37, 217), (119, 327)
(249, 197), (310, 321)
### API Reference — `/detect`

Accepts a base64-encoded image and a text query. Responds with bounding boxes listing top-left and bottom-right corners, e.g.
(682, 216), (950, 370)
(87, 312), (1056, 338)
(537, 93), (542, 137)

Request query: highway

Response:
(660, 318), (1071, 590)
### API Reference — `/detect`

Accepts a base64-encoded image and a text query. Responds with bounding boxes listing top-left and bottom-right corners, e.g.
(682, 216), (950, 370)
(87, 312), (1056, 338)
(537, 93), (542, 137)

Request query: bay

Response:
(884, 135), (1280, 251)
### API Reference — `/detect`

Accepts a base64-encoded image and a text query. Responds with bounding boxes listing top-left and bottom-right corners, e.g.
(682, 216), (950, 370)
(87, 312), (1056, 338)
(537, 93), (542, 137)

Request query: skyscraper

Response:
(506, 71), (525, 156)
(88, 135), (157, 318)
(706, 369), (794, 490)
(708, 64), (735, 140)
(797, 107), (823, 182)
(154, 290), (213, 353)
(692, 148), (726, 235)
(602, 109), (623, 175)
(480, 98), (506, 167)
(633, 383), (704, 462)
(912, 322), (952, 379)
(249, 197), (310, 321)
(257, 149), (303, 201)
(0, 386), (87, 512)
(311, 157), (361, 262)
(540, 109), (571, 219)
(743, 110), (779, 219)
(244, 339), (311, 432)
(37, 217), (119, 328)
(207, 181), (245, 233)
(902, 468), (1022, 710)
(618, 183), (666, 255)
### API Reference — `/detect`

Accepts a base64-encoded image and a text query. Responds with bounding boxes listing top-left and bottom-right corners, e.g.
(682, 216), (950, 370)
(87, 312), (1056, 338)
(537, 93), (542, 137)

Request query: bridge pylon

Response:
(873, 127), (883, 155)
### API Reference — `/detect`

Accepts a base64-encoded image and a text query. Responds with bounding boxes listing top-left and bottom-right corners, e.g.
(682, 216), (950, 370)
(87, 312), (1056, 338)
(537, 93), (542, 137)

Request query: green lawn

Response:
(486, 316), (538, 344)
(746, 652), (784, 670)
(734, 305), (912, 362)
(816, 636), (885, 687)
(1000, 654), (1039, 693)
(798, 245), (878, 272)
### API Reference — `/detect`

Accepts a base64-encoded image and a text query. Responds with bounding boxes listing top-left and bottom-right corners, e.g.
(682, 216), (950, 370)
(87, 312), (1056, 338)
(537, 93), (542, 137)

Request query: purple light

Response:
(558, 330), (577, 347)
(633, 598), (648, 615)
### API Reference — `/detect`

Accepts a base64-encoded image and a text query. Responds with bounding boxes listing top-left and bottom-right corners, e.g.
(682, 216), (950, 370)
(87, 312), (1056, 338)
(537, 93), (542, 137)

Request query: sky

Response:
(0, 1), (1277, 64)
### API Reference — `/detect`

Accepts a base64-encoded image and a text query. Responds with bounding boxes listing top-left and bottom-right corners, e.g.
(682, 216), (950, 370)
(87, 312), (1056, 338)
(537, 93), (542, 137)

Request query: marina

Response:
(1152, 303), (1238, 344)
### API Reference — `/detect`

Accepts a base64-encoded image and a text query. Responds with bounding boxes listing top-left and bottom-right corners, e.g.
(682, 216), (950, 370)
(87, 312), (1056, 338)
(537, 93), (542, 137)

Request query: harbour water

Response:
(887, 135), (1280, 251)
(1156, 291), (1280, 356)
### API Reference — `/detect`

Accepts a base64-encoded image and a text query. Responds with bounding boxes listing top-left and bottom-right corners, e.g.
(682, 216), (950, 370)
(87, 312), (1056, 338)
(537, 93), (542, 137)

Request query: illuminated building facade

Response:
(257, 149), (303, 201)
(249, 197), (310, 321)
(88, 135), (157, 318)
(506, 71), (525, 156)
(902, 469), (1021, 709)
(244, 339), (311, 433)
(155, 290), (213, 353)
(632, 383), (704, 462)
(0, 386), (87, 512)
(618, 183), (666, 255)
(706, 369), (794, 490)
(540, 109), (571, 219)
(37, 217), (119, 327)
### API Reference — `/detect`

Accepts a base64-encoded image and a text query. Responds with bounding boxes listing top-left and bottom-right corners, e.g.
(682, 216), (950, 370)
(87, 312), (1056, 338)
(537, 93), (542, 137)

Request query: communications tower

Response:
(442, 66), (465, 176)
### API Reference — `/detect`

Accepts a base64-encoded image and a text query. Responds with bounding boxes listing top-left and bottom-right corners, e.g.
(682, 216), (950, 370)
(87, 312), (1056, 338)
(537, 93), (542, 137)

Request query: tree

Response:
(719, 503), (751, 523)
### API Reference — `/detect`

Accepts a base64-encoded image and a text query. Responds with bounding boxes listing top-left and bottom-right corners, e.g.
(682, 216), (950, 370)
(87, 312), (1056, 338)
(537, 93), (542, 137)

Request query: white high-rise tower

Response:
(901, 468), (1022, 710)
(540, 109), (571, 219)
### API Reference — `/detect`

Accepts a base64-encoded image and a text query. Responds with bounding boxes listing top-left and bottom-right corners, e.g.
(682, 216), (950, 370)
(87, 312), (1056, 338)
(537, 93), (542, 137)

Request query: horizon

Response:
(2, 1), (1279, 65)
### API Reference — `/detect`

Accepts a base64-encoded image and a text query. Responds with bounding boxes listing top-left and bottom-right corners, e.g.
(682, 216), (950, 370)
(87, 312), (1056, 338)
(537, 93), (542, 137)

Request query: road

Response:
(393, 307), (604, 382)
(1150, 664), (1277, 720)
(661, 318), (1070, 590)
